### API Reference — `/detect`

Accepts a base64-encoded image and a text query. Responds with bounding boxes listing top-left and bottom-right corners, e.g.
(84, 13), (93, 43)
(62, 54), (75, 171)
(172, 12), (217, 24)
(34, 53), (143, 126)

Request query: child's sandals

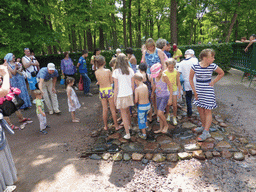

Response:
(198, 131), (211, 142)
(72, 119), (80, 123)
(19, 118), (32, 123)
(10, 124), (20, 130)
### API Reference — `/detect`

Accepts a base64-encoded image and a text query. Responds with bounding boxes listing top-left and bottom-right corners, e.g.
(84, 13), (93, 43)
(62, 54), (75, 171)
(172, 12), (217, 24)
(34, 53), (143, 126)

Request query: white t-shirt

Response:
(178, 57), (198, 91)
(112, 68), (134, 97)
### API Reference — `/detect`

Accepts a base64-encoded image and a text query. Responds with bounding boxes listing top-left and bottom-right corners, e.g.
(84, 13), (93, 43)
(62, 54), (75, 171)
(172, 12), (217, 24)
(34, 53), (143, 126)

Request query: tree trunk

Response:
(111, 13), (118, 49)
(78, 30), (82, 51)
(83, 30), (87, 50)
(225, 12), (238, 42)
(69, 32), (73, 52)
(234, 20), (239, 41)
(93, 31), (96, 50)
(87, 29), (93, 51)
(128, 0), (132, 47)
(123, 0), (127, 48)
(137, 0), (141, 48)
(99, 26), (104, 50)
(170, 0), (178, 44)
(71, 25), (77, 51)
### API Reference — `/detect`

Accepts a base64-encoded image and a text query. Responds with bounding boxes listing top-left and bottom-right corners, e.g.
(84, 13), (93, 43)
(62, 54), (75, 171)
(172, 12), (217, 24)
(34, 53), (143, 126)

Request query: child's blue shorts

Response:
(138, 103), (151, 129)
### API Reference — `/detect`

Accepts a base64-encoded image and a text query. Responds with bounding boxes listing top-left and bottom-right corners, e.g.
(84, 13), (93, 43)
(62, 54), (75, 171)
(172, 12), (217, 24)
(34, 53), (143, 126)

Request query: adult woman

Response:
(126, 47), (137, 73)
(141, 38), (165, 74)
(90, 48), (101, 71)
(0, 63), (17, 192)
(61, 52), (77, 88)
(5, 53), (31, 109)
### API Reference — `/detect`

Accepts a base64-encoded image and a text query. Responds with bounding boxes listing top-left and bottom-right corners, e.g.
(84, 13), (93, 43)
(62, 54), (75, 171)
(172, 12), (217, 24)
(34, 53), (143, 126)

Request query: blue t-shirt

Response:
(78, 56), (87, 74)
(37, 67), (58, 81)
(164, 50), (172, 58)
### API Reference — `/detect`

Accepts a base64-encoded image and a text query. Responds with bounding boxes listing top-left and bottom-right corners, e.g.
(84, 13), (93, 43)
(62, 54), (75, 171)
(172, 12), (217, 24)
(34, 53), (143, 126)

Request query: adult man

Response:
(77, 50), (92, 96)
(37, 63), (61, 115)
(172, 43), (183, 62)
(178, 49), (198, 117)
(164, 41), (172, 58)
(22, 48), (40, 102)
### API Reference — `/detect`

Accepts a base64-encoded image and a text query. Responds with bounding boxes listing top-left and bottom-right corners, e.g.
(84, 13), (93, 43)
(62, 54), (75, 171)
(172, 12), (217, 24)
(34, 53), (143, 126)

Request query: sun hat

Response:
(47, 63), (55, 70)
(116, 48), (121, 53)
(150, 63), (162, 78)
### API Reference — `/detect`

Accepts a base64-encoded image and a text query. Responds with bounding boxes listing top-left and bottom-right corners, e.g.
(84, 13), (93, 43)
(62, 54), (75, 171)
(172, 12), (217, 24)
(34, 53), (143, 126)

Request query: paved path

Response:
(5, 68), (256, 192)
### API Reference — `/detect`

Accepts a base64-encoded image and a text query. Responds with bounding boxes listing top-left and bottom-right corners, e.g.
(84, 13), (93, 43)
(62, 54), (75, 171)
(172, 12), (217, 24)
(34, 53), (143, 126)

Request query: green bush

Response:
(35, 43), (233, 81)
(176, 43), (233, 72)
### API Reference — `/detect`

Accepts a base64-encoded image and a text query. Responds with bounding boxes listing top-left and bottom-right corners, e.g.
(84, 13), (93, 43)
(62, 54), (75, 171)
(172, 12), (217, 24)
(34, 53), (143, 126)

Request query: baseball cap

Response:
(47, 63), (55, 70)
(185, 49), (195, 56)
(150, 63), (162, 78)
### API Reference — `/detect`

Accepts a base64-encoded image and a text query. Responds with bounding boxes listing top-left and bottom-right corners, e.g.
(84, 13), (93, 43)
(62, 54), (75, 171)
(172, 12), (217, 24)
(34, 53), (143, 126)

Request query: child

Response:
(109, 58), (117, 71)
(112, 53), (135, 139)
(34, 90), (48, 134)
(66, 77), (81, 123)
(164, 58), (181, 125)
(95, 55), (119, 131)
(189, 49), (224, 141)
(138, 63), (154, 122)
(151, 63), (173, 133)
(134, 73), (151, 140)
(178, 49), (198, 117)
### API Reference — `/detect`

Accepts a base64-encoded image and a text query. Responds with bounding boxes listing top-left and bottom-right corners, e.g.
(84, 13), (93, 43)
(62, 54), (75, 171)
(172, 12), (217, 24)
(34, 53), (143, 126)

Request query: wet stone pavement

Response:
(81, 100), (256, 163)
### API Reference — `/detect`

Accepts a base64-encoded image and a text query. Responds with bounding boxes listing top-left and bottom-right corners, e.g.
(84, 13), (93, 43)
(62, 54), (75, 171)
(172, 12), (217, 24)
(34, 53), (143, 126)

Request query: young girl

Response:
(66, 77), (81, 123)
(138, 63), (154, 122)
(112, 53), (135, 139)
(189, 49), (224, 141)
(164, 58), (181, 125)
(151, 63), (173, 134)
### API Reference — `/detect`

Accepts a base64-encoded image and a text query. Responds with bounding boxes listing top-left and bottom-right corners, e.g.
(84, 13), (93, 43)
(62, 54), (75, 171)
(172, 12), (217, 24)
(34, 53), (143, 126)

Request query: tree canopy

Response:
(0, 0), (256, 57)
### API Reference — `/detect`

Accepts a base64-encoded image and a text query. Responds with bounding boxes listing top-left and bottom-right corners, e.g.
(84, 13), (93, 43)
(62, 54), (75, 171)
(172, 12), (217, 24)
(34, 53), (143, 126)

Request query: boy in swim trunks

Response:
(95, 55), (119, 131)
(134, 73), (151, 140)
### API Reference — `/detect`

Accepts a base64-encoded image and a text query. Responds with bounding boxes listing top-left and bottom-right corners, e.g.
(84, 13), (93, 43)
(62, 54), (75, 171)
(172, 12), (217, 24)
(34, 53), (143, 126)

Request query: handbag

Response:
(60, 75), (65, 85)
(78, 76), (83, 91)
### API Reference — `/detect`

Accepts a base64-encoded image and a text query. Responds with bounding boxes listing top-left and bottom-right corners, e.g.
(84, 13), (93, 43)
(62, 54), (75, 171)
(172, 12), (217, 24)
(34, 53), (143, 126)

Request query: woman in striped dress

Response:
(189, 49), (224, 141)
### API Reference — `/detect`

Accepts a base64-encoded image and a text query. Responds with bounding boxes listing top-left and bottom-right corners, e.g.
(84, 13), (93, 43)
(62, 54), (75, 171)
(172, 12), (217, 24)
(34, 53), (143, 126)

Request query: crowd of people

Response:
(0, 37), (226, 191)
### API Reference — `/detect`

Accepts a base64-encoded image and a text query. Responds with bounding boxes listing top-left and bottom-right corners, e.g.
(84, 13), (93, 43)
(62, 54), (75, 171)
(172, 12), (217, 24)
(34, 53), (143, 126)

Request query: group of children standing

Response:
(94, 47), (224, 142)
(35, 46), (224, 142)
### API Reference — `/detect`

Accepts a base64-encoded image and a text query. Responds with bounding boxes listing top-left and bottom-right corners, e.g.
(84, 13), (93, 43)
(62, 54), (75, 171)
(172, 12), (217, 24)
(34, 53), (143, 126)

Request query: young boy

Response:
(34, 90), (48, 134)
(94, 55), (119, 131)
(134, 73), (151, 139)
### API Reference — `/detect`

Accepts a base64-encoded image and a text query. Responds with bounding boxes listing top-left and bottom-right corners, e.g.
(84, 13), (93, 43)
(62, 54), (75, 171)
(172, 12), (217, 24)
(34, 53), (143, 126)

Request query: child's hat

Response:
(150, 63), (162, 78)
(47, 63), (55, 70)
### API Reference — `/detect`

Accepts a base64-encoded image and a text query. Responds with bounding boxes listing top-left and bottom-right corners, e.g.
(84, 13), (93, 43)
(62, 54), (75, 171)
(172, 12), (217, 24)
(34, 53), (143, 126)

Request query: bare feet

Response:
(161, 125), (169, 133)
(103, 126), (108, 131)
(154, 129), (163, 133)
(116, 125), (123, 130)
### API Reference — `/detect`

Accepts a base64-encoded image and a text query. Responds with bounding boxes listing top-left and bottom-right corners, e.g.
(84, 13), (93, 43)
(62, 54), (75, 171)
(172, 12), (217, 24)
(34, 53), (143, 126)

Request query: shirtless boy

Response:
(95, 55), (119, 130)
(134, 73), (151, 140)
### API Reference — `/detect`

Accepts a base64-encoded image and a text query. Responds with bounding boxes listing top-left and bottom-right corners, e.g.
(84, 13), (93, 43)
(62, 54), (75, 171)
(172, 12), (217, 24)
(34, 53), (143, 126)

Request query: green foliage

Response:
(177, 43), (233, 72)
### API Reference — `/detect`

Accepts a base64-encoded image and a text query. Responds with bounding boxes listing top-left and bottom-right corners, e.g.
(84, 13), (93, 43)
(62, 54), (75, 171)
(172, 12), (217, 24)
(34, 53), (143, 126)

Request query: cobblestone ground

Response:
(6, 69), (256, 192)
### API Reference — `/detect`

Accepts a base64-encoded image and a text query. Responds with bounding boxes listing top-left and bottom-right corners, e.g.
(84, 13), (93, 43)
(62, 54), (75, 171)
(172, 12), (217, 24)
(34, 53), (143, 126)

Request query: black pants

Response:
(185, 91), (193, 117)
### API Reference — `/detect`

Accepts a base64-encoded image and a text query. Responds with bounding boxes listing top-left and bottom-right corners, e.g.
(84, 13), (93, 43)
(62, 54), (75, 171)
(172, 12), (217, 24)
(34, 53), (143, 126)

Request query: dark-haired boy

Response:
(77, 50), (92, 96)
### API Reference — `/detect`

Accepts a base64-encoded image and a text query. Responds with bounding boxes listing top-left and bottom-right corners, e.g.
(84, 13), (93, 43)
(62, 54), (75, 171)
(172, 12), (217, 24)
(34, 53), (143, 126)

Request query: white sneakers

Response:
(123, 134), (131, 140)
(173, 117), (177, 125)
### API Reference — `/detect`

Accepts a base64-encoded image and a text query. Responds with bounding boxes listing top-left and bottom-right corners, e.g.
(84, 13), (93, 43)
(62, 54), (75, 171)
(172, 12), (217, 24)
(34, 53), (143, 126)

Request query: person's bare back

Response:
(135, 83), (149, 105)
(95, 67), (112, 88)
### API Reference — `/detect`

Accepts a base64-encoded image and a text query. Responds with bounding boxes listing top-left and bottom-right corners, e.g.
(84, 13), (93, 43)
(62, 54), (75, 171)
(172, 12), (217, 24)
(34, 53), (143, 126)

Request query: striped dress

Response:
(191, 62), (218, 109)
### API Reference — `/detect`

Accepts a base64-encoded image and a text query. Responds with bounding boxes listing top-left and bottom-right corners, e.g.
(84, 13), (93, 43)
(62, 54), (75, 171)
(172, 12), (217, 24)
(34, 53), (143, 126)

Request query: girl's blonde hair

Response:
(145, 38), (156, 51)
(115, 53), (130, 75)
(165, 58), (176, 67)
(199, 49), (215, 61)
(66, 77), (75, 85)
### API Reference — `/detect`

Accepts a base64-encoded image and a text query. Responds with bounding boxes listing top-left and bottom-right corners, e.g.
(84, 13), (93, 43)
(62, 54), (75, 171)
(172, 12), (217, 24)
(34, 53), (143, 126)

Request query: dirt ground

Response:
(6, 68), (256, 192)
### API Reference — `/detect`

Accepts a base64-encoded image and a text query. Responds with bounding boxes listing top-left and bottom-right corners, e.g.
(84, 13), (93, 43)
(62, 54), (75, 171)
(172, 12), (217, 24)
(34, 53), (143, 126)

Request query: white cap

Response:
(185, 49), (195, 56)
(47, 63), (55, 70)
(116, 48), (121, 53)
